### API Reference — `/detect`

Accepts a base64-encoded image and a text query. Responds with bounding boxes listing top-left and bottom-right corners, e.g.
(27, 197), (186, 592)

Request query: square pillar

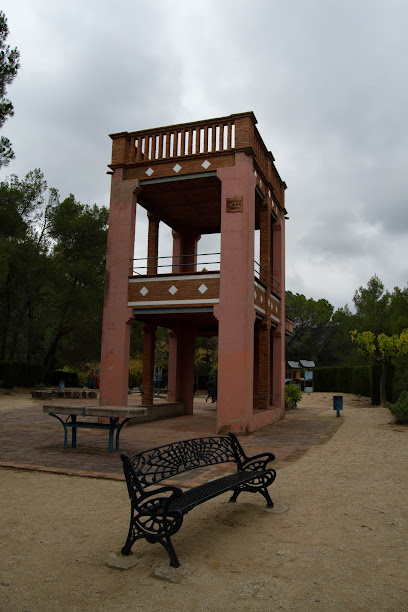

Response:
(258, 322), (271, 411)
(172, 230), (200, 273)
(215, 153), (257, 434)
(147, 212), (159, 275)
(141, 323), (156, 405)
(253, 324), (260, 411)
(272, 329), (284, 412)
(167, 326), (195, 414)
(100, 170), (139, 407)
(167, 329), (177, 403)
(269, 215), (286, 414)
(258, 204), (272, 410)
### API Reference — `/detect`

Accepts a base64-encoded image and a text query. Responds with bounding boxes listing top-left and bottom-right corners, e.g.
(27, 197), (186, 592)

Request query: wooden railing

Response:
(112, 116), (240, 166)
(110, 111), (286, 206)
(132, 120), (234, 162)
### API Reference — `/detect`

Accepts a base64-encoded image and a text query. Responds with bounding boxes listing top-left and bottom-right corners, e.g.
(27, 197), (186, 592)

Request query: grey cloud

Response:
(2, 0), (408, 308)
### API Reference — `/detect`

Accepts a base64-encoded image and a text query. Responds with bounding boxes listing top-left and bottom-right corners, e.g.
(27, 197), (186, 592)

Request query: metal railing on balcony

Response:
(131, 254), (283, 294)
(130, 253), (221, 276)
(253, 260), (280, 295)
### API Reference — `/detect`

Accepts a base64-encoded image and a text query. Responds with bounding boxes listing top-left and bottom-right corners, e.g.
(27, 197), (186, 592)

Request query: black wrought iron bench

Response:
(120, 432), (276, 567)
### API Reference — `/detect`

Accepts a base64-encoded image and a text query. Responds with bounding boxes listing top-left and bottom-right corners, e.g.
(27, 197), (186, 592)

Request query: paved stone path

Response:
(0, 392), (343, 486)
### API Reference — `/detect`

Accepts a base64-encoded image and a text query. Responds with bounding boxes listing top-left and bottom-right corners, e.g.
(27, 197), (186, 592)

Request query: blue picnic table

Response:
(43, 404), (148, 452)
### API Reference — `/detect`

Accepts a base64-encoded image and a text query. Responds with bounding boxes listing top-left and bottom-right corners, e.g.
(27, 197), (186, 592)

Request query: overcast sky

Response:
(2, 0), (408, 310)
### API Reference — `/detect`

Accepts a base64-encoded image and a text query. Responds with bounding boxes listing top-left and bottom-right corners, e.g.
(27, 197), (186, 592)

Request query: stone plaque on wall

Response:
(226, 196), (243, 213)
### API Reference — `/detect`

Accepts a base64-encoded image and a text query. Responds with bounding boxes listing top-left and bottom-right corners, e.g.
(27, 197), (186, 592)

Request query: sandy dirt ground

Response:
(0, 392), (407, 612)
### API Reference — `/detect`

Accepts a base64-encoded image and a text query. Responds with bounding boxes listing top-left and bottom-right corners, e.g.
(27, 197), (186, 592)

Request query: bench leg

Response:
(158, 536), (180, 568)
(259, 487), (274, 508)
(122, 527), (180, 568)
(230, 485), (274, 508)
(121, 512), (141, 556)
(229, 489), (241, 504)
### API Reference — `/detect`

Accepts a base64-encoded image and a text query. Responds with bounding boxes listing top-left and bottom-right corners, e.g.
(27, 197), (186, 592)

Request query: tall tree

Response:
(0, 171), (108, 371)
(351, 329), (408, 404)
(0, 170), (50, 361)
(285, 292), (335, 364)
(0, 11), (20, 167)
(353, 275), (391, 335)
(43, 194), (108, 371)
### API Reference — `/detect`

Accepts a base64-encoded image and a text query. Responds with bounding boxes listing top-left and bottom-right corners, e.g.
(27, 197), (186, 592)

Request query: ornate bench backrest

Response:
(122, 434), (246, 491)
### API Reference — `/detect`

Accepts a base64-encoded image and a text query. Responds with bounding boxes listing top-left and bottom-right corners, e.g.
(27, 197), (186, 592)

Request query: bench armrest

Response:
(239, 452), (275, 472)
(131, 485), (184, 543)
(136, 485), (183, 515)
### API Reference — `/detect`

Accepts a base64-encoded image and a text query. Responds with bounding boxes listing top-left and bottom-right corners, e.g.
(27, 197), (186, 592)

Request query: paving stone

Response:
(102, 551), (141, 570)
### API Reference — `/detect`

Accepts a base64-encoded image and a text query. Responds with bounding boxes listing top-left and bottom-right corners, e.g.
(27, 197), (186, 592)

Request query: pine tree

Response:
(0, 11), (20, 167)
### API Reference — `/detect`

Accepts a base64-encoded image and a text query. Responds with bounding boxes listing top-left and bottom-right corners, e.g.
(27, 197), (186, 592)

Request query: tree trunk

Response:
(42, 326), (69, 375)
(0, 274), (11, 360)
(42, 301), (71, 375)
(379, 359), (388, 405)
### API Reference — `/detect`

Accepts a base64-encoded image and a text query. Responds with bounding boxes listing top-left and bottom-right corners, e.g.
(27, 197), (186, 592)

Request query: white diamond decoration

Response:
(145, 168), (154, 176)
(168, 285), (178, 295)
(260, 295), (263, 303)
(202, 160), (211, 169)
(139, 286), (149, 296)
(254, 170), (257, 177)
(259, 179), (262, 187)
(268, 299), (271, 307)
(198, 284), (208, 294)
(254, 290), (257, 300)
(173, 163), (182, 173)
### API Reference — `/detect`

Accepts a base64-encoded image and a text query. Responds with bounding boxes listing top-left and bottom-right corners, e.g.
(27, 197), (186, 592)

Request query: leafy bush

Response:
(285, 384), (302, 406)
(387, 390), (408, 424)
(129, 358), (143, 388)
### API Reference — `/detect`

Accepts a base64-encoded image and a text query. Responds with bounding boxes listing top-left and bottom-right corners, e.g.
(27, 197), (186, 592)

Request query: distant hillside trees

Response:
(0, 169), (108, 374)
(286, 275), (408, 400)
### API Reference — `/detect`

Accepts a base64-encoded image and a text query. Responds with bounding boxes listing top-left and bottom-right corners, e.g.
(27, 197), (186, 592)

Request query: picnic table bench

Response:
(43, 404), (148, 452)
(120, 432), (276, 567)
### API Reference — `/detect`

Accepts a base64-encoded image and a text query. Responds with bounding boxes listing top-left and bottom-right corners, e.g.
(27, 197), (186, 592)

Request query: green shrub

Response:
(285, 384), (302, 406)
(387, 390), (408, 424)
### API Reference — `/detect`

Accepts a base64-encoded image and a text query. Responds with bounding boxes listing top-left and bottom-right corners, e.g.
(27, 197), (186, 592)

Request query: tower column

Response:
(166, 325), (196, 414)
(171, 229), (200, 273)
(168, 229), (200, 405)
(271, 218), (286, 413)
(215, 153), (257, 434)
(259, 203), (272, 410)
(258, 322), (271, 410)
(147, 212), (159, 275)
(100, 170), (139, 406)
(167, 330), (178, 403)
(141, 323), (157, 405)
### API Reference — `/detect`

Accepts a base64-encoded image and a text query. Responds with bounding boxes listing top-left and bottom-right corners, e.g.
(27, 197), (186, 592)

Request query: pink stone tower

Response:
(100, 112), (292, 433)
